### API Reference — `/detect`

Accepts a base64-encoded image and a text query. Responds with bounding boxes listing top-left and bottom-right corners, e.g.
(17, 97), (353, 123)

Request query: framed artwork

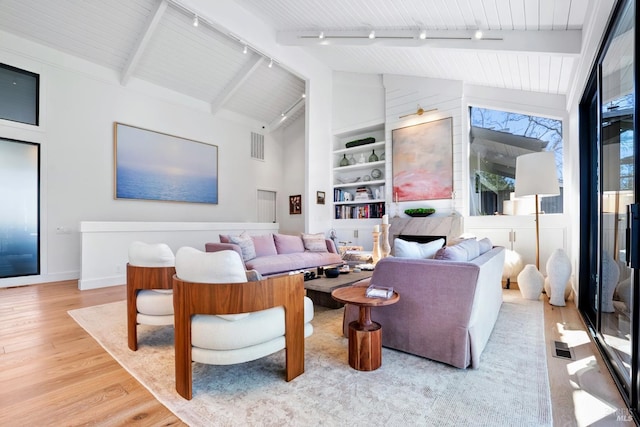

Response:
(289, 195), (301, 214)
(114, 123), (218, 204)
(316, 191), (325, 204)
(392, 117), (453, 201)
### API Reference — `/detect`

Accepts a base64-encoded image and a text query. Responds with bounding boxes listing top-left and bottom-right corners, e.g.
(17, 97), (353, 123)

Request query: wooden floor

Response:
(0, 280), (631, 426)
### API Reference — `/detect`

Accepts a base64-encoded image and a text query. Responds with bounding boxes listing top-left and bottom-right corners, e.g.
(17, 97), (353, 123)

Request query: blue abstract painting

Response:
(115, 123), (218, 204)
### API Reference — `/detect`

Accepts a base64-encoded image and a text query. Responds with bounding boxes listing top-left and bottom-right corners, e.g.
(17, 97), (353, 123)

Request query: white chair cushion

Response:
(191, 296), (314, 351)
(129, 241), (175, 267)
(136, 289), (173, 316)
(175, 247), (251, 321)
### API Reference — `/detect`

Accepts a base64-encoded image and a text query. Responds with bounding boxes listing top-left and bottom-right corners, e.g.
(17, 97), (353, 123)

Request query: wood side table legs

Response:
(348, 306), (382, 371)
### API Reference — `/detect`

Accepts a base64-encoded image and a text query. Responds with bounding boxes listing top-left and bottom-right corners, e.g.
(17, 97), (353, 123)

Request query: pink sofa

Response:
(342, 244), (505, 369)
(205, 233), (343, 276)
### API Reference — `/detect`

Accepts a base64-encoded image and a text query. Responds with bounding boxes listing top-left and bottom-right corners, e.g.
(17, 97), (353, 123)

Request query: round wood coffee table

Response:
(331, 286), (399, 371)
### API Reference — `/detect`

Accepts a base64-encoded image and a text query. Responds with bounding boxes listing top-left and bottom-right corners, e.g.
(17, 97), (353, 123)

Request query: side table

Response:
(331, 286), (399, 371)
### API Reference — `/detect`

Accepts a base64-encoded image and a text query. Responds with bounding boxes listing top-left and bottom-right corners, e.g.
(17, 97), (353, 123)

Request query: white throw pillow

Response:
(394, 238), (445, 259)
(229, 232), (257, 261)
(301, 233), (328, 252)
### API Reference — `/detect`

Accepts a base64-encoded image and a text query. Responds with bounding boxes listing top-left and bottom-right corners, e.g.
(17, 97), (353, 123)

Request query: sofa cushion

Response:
(245, 252), (343, 276)
(394, 238), (444, 259)
(229, 232), (257, 261)
(219, 234), (231, 243)
(273, 233), (305, 254)
(435, 238), (480, 261)
(478, 237), (493, 254)
(301, 233), (328, 252)
(251, 234), (278, 257)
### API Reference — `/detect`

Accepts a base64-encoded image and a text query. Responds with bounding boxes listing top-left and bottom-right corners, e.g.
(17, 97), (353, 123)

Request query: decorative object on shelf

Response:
(372, 227), (381, 265)
(380, 151), (385, 161)
(601, 251), (620, 313)
(357, 153), (366, 164)
(380, 215), (391, 258)
(368, 150), (379, 162)
(544, 248), (572, 306)
(345, 137), (376, 148)
(517, 264), (544, 300)
(340, 154), (349, 167)
(362, 175), (371, 182)
(289, 194), (301, 215)
(392, 117), (453, 201)
(370, 168), (383, 179)
(404, 208), (435, 217)
(514, 151), (560, 271)
(348, 154), (356, 165)
(316, 191), (325, 205)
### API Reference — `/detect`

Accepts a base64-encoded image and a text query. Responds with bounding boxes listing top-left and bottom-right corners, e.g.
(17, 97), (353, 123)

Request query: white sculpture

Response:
(517, 264), (544, 300)
(545, 249), (572, 306)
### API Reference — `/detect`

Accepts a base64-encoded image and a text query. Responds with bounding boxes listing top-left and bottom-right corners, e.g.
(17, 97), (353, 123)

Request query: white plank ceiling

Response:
(0, 0), (594, 127)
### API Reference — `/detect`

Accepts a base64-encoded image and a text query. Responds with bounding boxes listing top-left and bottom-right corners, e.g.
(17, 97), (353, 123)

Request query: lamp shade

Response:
(514, 152), (560, 198)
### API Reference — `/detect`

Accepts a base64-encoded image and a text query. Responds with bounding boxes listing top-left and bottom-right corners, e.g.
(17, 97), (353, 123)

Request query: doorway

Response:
(257, 189), (276, 223)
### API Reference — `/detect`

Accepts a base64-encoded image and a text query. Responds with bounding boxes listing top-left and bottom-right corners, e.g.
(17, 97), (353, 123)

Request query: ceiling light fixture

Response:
(243, 44), (248, 54)
(268, 58), (273, 68)
(369, 30), (375, 39)
(474, 30), (483, 39)
(419, 30), (427, 40)
(319, 31), (325, 39)
(192, 14), (199, 27)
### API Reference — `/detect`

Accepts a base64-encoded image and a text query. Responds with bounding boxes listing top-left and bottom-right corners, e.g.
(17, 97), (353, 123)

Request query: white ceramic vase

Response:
(517, 264), (544, 300)
(545, 249), (572, 306)
(601, 251), (620, 313)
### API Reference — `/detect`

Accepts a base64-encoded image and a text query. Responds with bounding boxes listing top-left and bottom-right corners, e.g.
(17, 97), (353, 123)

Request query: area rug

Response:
(68, 290), (552, 426)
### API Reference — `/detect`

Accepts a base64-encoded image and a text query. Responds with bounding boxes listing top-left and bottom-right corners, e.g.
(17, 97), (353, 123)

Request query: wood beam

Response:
(210, 56), (264, 115)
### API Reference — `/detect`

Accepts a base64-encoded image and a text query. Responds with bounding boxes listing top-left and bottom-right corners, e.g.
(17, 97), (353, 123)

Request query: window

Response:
(0, 138), (40, 278)
(0, 63), (39, 125)
(469, 106), (563, 216)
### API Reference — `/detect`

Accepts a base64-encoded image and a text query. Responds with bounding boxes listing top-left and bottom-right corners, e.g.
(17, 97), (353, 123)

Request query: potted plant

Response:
(404, 208), (436, 217)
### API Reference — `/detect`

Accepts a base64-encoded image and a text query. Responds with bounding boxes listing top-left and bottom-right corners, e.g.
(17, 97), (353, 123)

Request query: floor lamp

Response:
(514, 151), (560, 271)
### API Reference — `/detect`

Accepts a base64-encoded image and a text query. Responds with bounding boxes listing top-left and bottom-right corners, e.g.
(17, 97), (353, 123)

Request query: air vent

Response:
(552, 341), (574, 360)
(251, 132), (264, 160)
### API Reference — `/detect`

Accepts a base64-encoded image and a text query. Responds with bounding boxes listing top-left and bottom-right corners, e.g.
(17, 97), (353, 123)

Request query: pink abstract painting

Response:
(392, 117), (453, 201)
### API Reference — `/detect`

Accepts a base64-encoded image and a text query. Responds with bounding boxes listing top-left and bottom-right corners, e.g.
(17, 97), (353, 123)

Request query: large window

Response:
(0, 138), (40, 278)
(469, 106), (563, 216)
(0, 63), (39, 126)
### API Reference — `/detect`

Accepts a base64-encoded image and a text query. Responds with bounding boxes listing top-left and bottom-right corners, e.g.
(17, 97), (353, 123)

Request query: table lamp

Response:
(514, 151), (560, 270)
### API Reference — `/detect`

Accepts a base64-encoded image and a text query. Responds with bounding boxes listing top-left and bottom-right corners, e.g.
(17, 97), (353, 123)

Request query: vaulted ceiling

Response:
(0, 0), (595, 129)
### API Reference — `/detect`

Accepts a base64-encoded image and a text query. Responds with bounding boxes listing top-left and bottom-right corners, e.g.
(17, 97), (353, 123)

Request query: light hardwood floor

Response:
(0, 280), (632, 426)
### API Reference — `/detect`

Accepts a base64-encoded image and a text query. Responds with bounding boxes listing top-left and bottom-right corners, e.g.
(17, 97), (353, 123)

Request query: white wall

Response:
(280, 115), (305, 234)
(0, 31), (288, 288)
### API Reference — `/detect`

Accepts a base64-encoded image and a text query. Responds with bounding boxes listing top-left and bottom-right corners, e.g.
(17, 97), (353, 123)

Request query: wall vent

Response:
(251, 132), (264, 160)
(552, 340), (574, 360)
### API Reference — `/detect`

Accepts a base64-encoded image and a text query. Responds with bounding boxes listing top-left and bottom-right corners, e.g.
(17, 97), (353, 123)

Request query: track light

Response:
(192, 15), (199, 27)
(419, 30), (427, 40)
(319, 31), (325, 39)
(369, 30), (375, 39)
(268, 58), (273, 68)
(243, 45), (248, 54)
(474, 30), (483, 39)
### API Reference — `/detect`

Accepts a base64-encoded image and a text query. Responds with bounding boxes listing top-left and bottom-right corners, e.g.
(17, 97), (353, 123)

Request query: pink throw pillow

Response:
(273, 233), (305, 254)
(251, 234), (278, 257)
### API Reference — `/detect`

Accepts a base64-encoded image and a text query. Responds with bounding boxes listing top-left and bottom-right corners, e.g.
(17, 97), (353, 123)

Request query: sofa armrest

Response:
(204, 242), (244, 263)
(325, 239), (339, 254)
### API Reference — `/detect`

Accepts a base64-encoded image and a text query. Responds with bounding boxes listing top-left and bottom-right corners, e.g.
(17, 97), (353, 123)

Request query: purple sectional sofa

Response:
(205, 233), (343, 276)
(343, 242), (505, 369)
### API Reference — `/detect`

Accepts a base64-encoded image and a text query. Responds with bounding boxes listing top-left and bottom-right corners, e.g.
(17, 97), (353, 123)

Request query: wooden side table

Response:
(331, 286), (399, 371)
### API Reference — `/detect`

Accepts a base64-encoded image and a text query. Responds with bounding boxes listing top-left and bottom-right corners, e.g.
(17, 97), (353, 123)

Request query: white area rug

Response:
(69, 290), (552, 426)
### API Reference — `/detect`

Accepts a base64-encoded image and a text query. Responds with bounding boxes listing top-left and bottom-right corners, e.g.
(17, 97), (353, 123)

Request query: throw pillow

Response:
(434, 238), (480, 261)
(478, 237), (493, 254)
(394, 238), (445, 259)
(229, 232), (257, 261)
(218, 234), (231, 243)
(273, 233), (306, 254)
(251, 234), (278, 257)
(301, 233), (328, 252)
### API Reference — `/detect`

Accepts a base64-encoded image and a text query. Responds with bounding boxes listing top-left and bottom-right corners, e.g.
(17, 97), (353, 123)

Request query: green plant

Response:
(404, 208), (436, 215)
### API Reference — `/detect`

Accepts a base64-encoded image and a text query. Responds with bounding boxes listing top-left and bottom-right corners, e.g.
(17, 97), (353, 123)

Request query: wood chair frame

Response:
(172, 273), (305, 400)
(126, 263), (176, 351)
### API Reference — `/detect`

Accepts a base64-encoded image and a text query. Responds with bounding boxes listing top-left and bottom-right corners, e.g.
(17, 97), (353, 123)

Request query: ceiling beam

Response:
(277, 29), (581, 55)
(470, 127), (548, 152)
(268, 97), (305, 132)
(210, 55), (264, 115)
(121, 0), (168, 86)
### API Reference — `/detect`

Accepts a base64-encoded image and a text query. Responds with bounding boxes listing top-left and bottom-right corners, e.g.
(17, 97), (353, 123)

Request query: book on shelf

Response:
(334, 202), (385, 219)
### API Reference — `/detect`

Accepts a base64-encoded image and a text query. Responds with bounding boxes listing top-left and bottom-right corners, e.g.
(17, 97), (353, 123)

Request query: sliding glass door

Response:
(580, 0), (638, 415)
